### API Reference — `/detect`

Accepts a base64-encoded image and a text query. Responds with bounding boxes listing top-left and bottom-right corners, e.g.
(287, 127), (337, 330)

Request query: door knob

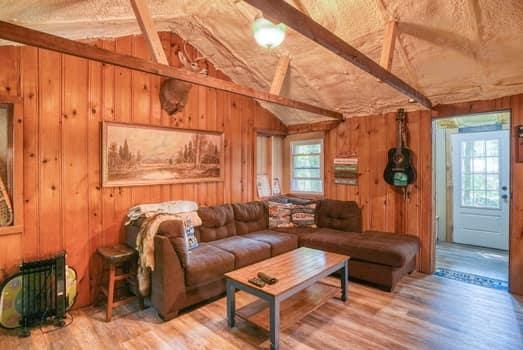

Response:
(501, 194), (508, 200)
(501, 186), (507, 191)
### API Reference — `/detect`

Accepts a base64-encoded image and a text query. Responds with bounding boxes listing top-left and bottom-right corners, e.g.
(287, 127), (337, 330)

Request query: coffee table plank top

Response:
(224, 247), (349, 297)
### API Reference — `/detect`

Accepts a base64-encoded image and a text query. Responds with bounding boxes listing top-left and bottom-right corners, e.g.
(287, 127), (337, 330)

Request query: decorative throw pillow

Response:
(183, 217), (199, 250)
(290, 203), (317, 228)
(160, 217), (198, 269)
(267, 201), (295, 228)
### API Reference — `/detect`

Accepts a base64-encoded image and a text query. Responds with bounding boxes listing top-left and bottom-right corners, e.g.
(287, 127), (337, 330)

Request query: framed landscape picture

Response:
(102, 122), (224, 187)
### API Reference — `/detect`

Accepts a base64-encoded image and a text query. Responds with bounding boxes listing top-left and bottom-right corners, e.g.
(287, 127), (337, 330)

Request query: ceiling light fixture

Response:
(252, 16), (286, 49)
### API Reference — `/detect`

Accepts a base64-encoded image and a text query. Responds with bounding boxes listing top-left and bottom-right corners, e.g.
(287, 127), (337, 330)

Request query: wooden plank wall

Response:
(0, 32), (286, 308)
(324, 110), (433, 274)
(325, 94), (523, 295)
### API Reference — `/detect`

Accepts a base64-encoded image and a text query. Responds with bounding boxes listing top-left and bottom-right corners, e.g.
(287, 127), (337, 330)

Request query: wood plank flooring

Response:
(1, 273), (522, 350)
(436, 241), (508, 281)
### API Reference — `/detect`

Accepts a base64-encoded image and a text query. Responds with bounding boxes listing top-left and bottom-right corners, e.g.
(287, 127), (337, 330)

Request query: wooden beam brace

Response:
(375, 0), (421, 91)
(270, 54), (290, 95)
(287, 120), (341, 134)
(0, 21), (343, 120)
(243, 0), (432, 109)
(379, 21), (397, 71)
(130, 0), (168, 64)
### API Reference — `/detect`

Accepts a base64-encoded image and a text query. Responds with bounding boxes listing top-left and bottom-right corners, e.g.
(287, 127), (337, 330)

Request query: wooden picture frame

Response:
(102, 121), (224, 187)
(0, 95), (23, 236)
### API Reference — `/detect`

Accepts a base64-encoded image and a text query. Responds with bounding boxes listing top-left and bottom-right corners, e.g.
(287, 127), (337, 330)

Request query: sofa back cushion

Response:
(232, 201), (268, 234)
(316, 199), (362, 232)
(197, 204), (236, 242)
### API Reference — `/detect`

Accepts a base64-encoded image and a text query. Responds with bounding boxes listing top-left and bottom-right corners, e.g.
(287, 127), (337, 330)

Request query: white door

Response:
(452, 130), (509, 250)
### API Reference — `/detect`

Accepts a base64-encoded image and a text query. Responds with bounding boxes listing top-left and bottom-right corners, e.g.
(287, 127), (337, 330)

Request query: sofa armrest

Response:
(151, 235), (186, 320)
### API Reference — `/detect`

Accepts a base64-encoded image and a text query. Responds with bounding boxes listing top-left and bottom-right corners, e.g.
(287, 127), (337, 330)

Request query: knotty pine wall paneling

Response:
(325, 110), (434, 275)
(0, 32), (286, 308)
(325, 95), (523, 295)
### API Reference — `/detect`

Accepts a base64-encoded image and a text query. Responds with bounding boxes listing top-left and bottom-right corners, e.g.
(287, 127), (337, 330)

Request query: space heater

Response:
(19, 251), (66, 335)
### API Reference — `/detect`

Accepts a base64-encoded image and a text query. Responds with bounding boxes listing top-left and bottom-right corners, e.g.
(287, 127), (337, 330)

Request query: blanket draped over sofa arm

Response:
(134, 209), (201, 296)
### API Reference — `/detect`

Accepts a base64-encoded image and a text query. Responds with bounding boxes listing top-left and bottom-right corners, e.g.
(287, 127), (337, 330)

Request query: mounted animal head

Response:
(160, 42), (208, 115)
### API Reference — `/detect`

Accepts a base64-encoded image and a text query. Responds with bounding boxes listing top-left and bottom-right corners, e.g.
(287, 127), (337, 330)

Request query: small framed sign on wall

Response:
(333, 157), (359, 185)
(517, 125), (523, 162)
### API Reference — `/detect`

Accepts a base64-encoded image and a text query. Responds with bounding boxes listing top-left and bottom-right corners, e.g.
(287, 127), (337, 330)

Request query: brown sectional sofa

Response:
(128, 199), (420, 320)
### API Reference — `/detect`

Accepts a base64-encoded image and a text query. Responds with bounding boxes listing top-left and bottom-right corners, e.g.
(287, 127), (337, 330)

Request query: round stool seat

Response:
(97, 244), (136, 264)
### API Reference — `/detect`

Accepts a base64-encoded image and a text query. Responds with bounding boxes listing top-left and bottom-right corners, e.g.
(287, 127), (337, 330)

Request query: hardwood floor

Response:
(436, 241), (509, 281)
(1, 273), (522, 350)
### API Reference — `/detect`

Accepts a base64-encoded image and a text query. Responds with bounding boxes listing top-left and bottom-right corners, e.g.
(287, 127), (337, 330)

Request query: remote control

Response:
(248, 277), (266, 287)
(257, 272), (278, 285)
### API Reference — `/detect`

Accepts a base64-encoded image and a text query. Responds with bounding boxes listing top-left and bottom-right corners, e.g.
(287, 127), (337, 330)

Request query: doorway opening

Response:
(432, 111), (510, 290)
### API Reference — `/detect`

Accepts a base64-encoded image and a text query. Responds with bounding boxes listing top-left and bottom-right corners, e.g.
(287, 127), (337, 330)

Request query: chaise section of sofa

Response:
(299, 199), (420, 291)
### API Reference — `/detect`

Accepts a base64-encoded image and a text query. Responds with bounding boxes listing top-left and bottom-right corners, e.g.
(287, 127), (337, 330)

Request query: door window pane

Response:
(473, 174), (485, 189)
(486, 139), (499, 156)
(460, 137), (500, 209)
(486, 174), (499, 190)
(486, 157), (498, 173)
(472, 158), (486, 172)
(473, 140), (485, 156)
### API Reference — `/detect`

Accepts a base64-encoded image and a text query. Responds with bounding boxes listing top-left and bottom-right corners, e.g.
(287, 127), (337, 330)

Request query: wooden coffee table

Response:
(224, 247), (349, 350)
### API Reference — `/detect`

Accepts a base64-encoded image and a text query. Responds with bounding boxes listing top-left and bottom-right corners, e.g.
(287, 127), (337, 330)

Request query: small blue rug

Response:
(433, 268), (508, 291)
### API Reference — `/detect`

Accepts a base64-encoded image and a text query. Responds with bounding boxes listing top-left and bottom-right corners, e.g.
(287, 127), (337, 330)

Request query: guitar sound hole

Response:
(393, 154), (405, 164)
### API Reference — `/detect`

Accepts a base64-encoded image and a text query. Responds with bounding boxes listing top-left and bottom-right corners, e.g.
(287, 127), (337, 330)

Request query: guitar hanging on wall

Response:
(384, 108), (416, 187)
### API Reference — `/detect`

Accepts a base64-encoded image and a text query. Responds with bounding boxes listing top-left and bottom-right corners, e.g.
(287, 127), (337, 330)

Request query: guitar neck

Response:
(396, 109), (405, 153)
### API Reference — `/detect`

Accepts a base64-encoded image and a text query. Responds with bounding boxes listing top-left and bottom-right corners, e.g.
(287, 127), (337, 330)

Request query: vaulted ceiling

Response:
(1, 0), (522, 125)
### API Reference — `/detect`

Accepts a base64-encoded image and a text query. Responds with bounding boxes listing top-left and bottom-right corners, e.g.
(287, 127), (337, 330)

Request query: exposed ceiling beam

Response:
(0, 21), (343, 121)
(130, 0), (168, 64)
(379, 21), (397, 71)
(287, 120), (341, 134)
(244, 0), (432, 109)
(270, 54), (290, 95)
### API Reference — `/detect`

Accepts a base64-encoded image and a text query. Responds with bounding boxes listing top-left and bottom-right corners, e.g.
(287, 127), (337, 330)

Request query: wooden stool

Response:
(96, 244), (144, 321)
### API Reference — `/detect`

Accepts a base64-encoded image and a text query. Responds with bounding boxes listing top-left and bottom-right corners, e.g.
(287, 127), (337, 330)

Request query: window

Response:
(460, 139), (500, 208)
(290, 140), (323, 193)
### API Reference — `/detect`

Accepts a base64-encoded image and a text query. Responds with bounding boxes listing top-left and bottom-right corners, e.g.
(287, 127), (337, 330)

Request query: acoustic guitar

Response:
(383, 108), (416, 187)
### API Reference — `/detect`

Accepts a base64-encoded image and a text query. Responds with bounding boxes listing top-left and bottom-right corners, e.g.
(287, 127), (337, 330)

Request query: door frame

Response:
(431, 109), (512, 289)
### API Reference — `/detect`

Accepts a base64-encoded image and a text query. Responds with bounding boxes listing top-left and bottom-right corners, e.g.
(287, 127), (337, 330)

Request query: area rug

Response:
(433, 268), (508, 291)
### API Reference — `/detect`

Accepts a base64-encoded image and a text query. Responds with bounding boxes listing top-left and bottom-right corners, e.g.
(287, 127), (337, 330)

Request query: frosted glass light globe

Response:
(252, 17), (286, 49)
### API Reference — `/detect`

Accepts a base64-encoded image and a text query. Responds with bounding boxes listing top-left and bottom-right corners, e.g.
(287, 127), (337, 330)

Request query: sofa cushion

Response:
(209, 236), (271, 268)
(232, 201), (268, 234)
(273, 226), (318, 238)
(243, 230), (298, 256)
(197, 204), (236, 242)
(299, 228), (419, 267)
(184, 244), (235, 287)
(316, 199), (362, 232)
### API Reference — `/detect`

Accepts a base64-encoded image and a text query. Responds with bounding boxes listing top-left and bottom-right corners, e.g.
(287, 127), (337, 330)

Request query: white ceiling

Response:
(1, 0), (522, 125)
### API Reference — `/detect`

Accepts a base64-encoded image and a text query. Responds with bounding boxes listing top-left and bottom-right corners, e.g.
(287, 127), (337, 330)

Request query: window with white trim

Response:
(290, 139), (323, 193)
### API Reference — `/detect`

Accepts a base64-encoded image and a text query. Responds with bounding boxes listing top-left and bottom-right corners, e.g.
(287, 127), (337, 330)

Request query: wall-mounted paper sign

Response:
(333, 157), (358, 185)
(272, 178), (281, 195)
(257, 174), (271, 198)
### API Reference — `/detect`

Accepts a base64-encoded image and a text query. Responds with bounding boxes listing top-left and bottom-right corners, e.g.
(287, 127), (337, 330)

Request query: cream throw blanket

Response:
(135, 210), (201, 296)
